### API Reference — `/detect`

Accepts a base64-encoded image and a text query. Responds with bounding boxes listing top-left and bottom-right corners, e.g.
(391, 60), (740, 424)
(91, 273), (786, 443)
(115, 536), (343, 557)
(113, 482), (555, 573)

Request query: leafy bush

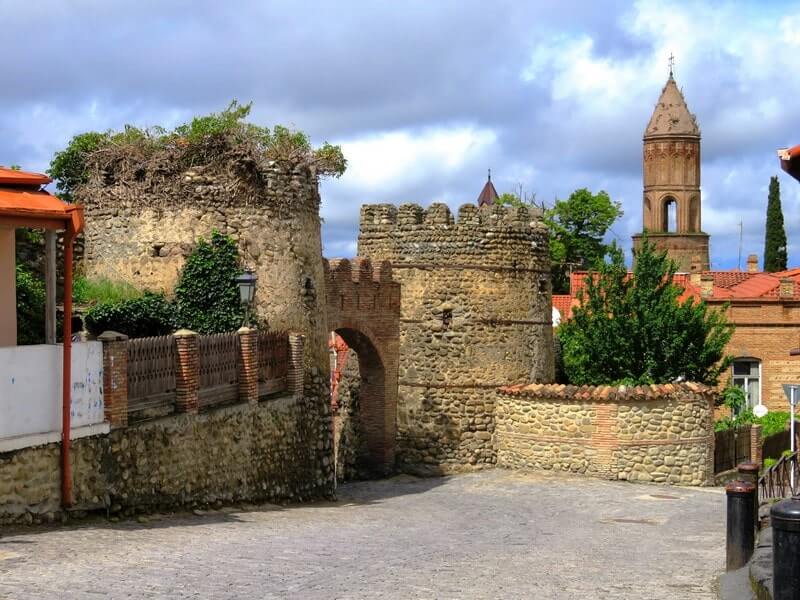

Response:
(73, 276), (142, 306)
(48, 101), (346, 202)
(174, 231), (243, 334)
(764, 457), (777, 470)
(558, 238), (733, 385)
(16, 265), (46, 345)
(84, 293), (176, 338)
(714, 408), (790, 437)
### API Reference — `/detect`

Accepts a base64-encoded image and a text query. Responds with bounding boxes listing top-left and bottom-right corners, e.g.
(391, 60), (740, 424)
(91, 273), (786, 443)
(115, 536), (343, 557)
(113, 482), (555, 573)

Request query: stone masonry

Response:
(496, 382), (715, 485)
(358, 202), (555, 473)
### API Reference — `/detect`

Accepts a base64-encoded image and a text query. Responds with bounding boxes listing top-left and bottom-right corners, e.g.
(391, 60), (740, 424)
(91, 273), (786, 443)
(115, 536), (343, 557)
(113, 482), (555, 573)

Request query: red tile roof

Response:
(0, 166), (51, 186)
(557, 267), (800, 320)
(0, 167), (83, 233)
(476, 174), (499, 207)
(779, 145), (800, 182)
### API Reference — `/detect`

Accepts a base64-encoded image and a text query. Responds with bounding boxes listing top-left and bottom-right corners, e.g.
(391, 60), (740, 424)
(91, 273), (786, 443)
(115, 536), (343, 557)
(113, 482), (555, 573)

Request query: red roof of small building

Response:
(0, 167), (83, 233)
(557, 267), (800, 321)
(0, 166), (52, 186)
(779, 145), (800, 182)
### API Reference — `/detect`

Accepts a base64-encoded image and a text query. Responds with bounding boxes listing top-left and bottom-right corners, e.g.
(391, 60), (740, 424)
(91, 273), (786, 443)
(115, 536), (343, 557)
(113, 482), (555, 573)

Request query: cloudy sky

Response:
(3, 0), (799, 268)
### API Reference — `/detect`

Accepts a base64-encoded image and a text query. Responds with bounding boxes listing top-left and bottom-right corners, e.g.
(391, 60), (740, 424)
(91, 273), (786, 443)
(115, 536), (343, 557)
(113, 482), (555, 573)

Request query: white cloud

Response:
(335, 126), (497, 189)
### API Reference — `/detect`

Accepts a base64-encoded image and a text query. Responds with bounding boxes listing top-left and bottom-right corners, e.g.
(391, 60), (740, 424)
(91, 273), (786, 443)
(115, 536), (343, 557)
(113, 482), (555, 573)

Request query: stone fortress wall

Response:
(496, 382), (715, 485)
(358, 202), (555, 473)
(80, 163), (330, 370)
(72, 162), (336, 502)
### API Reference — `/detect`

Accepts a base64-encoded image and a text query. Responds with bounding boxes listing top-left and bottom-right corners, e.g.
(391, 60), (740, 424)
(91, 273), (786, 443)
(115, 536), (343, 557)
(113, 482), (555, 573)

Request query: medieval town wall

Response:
(78, 163), (330, 369)
(495, 383), (715, 485)
(358, 202), (555, 473)
(0, 392), (332, 524)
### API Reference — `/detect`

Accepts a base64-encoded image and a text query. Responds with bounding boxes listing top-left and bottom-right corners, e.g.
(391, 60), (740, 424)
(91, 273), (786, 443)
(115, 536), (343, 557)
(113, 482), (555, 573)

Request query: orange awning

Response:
(0, 169), (83, 233)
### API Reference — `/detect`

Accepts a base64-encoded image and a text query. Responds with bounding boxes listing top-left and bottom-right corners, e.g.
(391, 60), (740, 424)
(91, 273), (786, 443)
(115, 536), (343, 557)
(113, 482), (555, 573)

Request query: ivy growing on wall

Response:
(174, 231), (244, 334)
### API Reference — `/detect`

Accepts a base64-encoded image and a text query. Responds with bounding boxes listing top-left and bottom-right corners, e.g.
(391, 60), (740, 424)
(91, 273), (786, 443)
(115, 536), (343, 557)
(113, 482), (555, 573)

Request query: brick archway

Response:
(324, 257), (400, 475)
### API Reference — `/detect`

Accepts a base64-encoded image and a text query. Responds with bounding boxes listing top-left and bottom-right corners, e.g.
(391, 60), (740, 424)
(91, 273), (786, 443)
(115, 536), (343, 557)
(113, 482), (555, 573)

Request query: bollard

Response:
(726, 480), (756, 571)
(771, 497), (800, 600)
(738, 462), (760, 530)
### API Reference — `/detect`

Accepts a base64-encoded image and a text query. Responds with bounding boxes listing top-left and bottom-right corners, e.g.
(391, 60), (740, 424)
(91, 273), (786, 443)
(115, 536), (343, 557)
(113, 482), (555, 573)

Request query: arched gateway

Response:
(324, 257), (400, 476)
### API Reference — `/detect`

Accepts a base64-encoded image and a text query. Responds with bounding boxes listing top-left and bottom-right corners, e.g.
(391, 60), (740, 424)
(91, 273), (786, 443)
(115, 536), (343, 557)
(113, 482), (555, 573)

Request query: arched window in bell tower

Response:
(662, 196), (677, 232)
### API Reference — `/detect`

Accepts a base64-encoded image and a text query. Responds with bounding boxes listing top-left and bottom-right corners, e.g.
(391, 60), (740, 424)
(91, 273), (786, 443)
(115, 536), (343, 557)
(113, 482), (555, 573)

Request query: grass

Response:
(73, 276), (143, 306)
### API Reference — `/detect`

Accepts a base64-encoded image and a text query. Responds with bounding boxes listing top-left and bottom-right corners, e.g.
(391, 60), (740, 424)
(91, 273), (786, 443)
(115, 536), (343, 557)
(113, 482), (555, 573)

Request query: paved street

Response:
(0, 470), (725, 599)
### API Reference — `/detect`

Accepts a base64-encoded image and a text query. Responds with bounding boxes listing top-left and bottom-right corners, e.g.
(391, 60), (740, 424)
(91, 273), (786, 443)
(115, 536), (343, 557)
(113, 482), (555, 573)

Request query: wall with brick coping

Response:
(495, 382), (715, 485)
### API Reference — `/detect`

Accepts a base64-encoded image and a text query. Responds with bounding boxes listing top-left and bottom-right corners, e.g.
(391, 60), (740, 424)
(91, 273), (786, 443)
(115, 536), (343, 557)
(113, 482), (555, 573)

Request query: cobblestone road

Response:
(0, 471), (725, 599)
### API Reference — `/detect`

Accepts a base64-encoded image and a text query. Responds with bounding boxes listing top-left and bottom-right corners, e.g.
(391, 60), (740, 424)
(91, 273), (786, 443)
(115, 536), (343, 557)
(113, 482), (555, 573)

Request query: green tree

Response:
(15, 265), (46, 345)
(763, 175), (788, 272)
(499, 188), (622, 293)
(558, 238), (733, 386)
(174, 231), (244, 334)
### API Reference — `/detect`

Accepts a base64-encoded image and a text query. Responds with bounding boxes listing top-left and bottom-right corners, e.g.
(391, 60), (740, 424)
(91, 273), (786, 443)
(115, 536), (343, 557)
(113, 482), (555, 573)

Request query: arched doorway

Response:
(330, 328), (390, 480)
(323, 257), (401, 481)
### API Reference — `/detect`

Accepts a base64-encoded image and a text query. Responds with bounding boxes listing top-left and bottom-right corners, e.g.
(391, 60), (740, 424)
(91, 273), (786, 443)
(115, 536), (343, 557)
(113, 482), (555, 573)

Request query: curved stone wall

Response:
(496, 382), (715, 485)
(358, 202), (554, 473)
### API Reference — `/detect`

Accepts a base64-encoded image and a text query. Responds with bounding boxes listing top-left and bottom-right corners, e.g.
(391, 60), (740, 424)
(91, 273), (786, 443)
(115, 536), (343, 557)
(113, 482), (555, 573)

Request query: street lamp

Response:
(236, 269), (257, 327)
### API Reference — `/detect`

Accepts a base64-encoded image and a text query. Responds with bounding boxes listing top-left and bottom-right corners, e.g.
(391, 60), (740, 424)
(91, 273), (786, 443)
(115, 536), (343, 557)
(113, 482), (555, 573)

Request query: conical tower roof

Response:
(644, 75), (700, 139)
(476, 170), (499, 207)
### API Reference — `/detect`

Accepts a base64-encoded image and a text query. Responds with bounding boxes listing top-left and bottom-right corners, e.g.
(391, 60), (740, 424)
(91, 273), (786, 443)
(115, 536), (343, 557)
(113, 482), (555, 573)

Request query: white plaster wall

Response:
(0, 341), (104, 440)
(0, 229), (16, 347)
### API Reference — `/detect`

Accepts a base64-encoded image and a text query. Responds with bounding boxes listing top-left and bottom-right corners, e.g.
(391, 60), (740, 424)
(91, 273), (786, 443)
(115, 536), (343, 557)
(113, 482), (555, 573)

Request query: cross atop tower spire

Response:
(668, 52), (675, 78)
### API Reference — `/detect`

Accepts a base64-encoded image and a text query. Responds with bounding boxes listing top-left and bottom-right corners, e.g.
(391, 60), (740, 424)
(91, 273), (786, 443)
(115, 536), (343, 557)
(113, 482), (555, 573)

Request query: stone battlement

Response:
(360, 202), (544, 230)
(323, 257), (395, 284)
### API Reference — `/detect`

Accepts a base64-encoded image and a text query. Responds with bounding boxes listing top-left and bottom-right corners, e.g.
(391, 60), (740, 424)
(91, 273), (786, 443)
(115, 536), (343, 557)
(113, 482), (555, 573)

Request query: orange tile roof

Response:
(780, 144), (800, 182)
(559, 267), (800, 318)
(0, 167), (83, 233)
(0, 166), (51, 186)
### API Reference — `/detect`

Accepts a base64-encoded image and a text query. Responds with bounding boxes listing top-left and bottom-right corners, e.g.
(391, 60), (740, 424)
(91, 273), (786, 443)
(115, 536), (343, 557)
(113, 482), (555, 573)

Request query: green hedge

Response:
(84, 293), (176, 338)
(16, 264), (45, 345)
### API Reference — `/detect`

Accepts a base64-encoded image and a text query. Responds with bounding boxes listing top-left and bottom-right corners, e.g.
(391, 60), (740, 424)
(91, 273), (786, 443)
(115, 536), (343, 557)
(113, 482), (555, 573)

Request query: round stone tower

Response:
(633, 72), (709, 272)
(358, 202), (554, 472)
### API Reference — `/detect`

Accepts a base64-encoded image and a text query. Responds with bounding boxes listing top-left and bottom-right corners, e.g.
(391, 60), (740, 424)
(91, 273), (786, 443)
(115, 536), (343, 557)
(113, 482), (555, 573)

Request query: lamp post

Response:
(236, 269), (257, 327)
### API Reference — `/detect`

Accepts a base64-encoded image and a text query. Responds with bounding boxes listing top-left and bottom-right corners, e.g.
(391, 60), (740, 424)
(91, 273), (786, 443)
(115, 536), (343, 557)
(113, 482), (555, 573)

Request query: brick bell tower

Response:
(632, 66), (709, 272)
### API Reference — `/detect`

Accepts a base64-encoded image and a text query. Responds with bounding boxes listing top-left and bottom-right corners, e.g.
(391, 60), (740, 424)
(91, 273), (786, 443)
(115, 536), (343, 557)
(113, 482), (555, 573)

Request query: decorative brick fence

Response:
(101, 328), (297, 426)
(496, 382), (716, 485)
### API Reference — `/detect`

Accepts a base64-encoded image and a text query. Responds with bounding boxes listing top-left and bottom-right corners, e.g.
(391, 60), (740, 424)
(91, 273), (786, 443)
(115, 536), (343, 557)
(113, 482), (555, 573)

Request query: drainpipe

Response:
(61, 225), (74, 508)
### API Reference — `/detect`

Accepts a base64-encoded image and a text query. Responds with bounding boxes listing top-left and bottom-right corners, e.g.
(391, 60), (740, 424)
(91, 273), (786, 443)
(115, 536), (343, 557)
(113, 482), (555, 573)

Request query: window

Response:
(732, 359), (761, 409)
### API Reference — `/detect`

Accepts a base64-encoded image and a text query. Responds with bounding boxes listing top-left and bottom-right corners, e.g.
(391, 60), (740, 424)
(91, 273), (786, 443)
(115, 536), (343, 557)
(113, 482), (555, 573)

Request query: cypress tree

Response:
(764, 176), (788, 272)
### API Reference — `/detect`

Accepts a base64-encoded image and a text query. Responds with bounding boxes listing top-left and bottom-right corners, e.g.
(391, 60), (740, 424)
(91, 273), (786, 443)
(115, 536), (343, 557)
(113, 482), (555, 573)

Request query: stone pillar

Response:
(98, 331), (129, 428)
(174, 329), (199, 414)
(288, 333), (305, 396)
(237, 327), (259, 404)
(751, 424), (763, 467)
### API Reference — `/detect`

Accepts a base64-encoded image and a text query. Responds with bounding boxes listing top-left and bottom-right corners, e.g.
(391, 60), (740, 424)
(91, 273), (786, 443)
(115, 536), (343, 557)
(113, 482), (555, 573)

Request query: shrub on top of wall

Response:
(174, 231), (244, 334)
(84, 293), (176, 338)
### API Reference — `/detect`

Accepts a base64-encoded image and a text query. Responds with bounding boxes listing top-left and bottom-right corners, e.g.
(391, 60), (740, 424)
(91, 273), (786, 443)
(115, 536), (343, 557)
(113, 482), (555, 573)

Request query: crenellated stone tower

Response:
(358, 202), (554, 473)
(632, 72), (709, 272)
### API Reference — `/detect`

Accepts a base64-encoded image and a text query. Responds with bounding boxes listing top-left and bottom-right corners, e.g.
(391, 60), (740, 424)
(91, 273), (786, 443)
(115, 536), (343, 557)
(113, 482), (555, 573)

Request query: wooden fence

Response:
(258, 330), (289, 397)
(198, 332), (240, 408)
(714, 424), (752, 474)
(127, 335), (177, 418)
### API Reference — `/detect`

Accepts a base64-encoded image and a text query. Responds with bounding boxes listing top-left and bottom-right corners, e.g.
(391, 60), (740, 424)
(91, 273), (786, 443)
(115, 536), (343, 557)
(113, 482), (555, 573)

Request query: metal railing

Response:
(759, 451), (800, 501)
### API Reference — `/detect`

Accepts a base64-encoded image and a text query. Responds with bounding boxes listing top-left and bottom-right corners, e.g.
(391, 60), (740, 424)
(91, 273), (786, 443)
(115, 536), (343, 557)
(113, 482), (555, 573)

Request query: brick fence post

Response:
(174, 329), (199, 413)
(288, 333), (305, 396)
(750, 424), (763, 467)
(237, 326), (259, 404)
(98, 331), (129, 428)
